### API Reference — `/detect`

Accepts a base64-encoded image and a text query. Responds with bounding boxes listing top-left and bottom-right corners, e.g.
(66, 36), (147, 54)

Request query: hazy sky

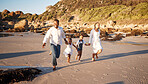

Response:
(0, 0), (59, 14)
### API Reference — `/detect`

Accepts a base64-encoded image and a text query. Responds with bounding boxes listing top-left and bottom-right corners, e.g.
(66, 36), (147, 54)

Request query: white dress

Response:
(89, 29), (103, 53)
(63, 43), (73, 57)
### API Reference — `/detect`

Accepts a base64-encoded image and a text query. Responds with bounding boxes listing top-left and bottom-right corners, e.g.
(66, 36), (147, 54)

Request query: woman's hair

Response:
(94, 22), (100, 29)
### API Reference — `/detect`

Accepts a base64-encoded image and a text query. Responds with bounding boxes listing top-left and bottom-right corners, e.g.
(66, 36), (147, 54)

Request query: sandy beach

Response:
(0, 32), (148, 84)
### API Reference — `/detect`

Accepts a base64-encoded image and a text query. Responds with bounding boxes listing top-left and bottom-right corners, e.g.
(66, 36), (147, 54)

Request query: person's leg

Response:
(97, 49), (102, 55)
(75, 50), (80, 60)
(50, 44), (57, 68)
(96, 49), (102, 59)
(92, 53), (96, 61)
(67, 54), (71, 63)
(78, 51), (82, 62)
(56, 44), (61, 58)
(49, 51), (52, 55)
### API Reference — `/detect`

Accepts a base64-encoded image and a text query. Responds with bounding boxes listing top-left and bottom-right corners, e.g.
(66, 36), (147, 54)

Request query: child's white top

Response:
(63, 43), (73, 57)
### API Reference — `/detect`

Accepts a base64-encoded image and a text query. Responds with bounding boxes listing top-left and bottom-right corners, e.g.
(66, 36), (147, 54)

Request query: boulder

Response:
(101, 33), (124, 41)
(15, 11), (24, 16)
(84, 28), (92, 34)
(8, 21), (15, 26)
(0, 26), (3, 32)
(2, 9), (10, 14)
(105, 28), (116, 33)
(14, 19), (28, 32)
(118, 28), (132, 33)
(0, 12), (2, 20)
(107, 20), (116, 28)
(8, 21), (15, 29)
(0, 68), (41, 84)
(100, 29), (108, 37)
(1, 21), (9, 29)
(131, 29), (144, 36)
(65, 29), (77, 33)
(8, 12), (16, 17)
(80, 32), (89, 37)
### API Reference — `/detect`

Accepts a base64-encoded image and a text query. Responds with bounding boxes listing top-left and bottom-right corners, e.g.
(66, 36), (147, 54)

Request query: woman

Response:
(89, 22), (103, 61)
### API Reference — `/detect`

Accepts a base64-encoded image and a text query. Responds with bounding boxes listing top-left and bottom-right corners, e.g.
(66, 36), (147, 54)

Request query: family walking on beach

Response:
(42, 19), (103, 71)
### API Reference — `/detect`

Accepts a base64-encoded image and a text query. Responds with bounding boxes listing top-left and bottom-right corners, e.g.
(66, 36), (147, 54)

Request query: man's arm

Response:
(42, 29), (51, 48)
(61, 28), (68, 44)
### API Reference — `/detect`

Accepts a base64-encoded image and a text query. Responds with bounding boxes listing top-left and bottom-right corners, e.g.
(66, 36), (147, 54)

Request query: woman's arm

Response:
(73, 44), (78, 50)
(88, 30), (93, 45)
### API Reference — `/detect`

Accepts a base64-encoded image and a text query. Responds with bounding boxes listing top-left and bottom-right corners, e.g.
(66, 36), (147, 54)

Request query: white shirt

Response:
(89, 29), (101, 44)
(43, 26), (66, 46)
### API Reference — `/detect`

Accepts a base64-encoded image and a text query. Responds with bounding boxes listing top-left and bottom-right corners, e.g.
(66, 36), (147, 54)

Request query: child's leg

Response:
(75, 51), (80, 60)
(49, 51), (52, 55)
(92, 53), (96, 61)
(78, 51), (82, 61)
(67, 54), (71, 63)
(75, 54), (78, 60)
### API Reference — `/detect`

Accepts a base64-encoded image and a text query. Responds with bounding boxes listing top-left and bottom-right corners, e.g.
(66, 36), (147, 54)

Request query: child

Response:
(75, 35), (89, 62)
(63, 38), (77, 63)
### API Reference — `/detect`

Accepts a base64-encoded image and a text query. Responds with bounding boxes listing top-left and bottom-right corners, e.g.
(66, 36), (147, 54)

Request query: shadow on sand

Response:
(0, 51), (46, 59)
(106, 81), (124, 84)
(59, 49), (148, 69)
(0, 49), (148, 83)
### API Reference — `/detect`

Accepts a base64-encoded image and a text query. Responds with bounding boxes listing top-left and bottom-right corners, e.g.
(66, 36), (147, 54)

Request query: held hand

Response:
(42, 43), (46, 48)
(65, 41), (68, 45)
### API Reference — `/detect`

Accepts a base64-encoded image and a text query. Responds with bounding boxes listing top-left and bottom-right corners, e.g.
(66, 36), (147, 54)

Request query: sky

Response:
(0, 0), (59, 14)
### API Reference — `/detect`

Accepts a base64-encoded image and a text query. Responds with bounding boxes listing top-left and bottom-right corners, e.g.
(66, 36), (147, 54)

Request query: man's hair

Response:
(54, 19), (59, 24)
(94, 22), (100, 29)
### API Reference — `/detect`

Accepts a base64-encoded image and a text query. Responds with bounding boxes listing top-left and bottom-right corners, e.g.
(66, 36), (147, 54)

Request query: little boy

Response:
(75, 35), (89, 62)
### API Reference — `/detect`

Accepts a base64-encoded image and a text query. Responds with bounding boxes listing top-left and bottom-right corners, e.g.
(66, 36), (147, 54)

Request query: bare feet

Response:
(78, 60), (81, 62)
(49, 51), (52, 55)
(53, 66), (56, 71)
(92, 58), (95, 61)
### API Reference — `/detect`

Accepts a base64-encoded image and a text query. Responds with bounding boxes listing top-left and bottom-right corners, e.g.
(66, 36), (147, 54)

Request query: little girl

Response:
(75, 35), (89, 62)
(63, 38), (77, 63)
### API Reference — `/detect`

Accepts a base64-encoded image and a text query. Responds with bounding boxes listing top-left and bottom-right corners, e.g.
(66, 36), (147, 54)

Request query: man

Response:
(42, 19), (67, 71)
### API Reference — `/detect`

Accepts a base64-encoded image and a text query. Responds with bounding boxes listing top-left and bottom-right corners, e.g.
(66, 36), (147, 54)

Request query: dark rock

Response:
(65, 29), (76, 33)
(131, 29), (144, 36)
(0, 68), (41, 84)
(101, 33), (124, 41)
(15, 11), (24, 17)
(8, 12), (16, 17)
(0, 27), (3, 32)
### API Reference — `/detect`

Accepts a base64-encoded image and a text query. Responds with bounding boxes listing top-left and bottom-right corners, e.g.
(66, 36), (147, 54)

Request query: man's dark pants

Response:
(50, 44), (61, 66)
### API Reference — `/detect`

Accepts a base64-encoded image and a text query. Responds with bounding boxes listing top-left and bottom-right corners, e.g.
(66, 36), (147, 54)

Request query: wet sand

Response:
(0, 32), (148, 84)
